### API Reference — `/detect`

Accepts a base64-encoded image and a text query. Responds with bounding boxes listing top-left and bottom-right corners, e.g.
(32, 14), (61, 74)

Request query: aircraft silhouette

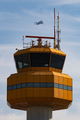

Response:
(34, 20), (44, 25)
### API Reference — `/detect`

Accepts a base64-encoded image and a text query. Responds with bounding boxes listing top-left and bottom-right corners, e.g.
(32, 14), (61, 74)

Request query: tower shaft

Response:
(27, 106), (52, 120)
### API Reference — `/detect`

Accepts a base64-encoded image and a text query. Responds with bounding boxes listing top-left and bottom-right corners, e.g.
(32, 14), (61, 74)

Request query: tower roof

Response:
(14, 47), (66, 56)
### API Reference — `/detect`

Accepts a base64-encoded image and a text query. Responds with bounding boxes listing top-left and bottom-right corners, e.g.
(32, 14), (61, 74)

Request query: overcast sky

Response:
(0, 0), (80, 120)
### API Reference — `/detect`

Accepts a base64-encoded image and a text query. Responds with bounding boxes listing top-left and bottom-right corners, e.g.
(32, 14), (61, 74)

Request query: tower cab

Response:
(14, 44), (65, 73)
(7, 36), (72, 111)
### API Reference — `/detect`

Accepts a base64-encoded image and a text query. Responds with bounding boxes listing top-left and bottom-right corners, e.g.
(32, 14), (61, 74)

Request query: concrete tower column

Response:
(27, 106), (52, 120)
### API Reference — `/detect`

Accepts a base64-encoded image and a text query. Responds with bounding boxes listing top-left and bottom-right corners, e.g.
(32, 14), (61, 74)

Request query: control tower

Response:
(7, 9), (73, 120)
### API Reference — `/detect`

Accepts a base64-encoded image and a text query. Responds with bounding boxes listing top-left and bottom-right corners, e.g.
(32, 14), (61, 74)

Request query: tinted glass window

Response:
(47, 83), (53, 87)
(68, 86), (72, 91)
(7, 86), (12, 90)
(50, 53), (65, 69)
(59, 84), (63, 89)
(40, 83), (46, 87)
(15, 53), (30, 69)
(12, 85), (16, 90)
(22, 83), (26, 88)
(17, 84), (21, 89)
(34, 83), (40, 87)
(22, 54), (30, 68)
(64, 85), (67, 90)
(27, 83), (34, 87)
(30, 53), (50, 67)
(54, 83), (58, 88)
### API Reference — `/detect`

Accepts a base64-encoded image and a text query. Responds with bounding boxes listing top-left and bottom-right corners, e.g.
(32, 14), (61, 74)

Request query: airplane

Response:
(34, 20), (44, 25)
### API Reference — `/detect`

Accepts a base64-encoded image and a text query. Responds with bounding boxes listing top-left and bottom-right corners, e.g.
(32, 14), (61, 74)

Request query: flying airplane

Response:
(34, 20), (44, 25)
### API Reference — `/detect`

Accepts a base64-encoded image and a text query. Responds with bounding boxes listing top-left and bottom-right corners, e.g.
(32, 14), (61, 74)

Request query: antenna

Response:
(54, 8), (56, 49)
(57, 12), (60, 50)
(22, 36), (24, 48)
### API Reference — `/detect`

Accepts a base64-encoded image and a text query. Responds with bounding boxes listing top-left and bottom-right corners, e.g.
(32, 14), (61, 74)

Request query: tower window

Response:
(7, 86), (12, 90)
(34, 83), (40, 87)
(54, 83), (72, 91)
(50, 53), (65, 69)
(17, 84), (21, 89)
(30, 53), (50, 67)
(12, 85), (16, 90)
(14, 53), (30, 69)
(68, 86), (72, 91)
(27, 83), (34, 87)
(59, 84), (63, 89)
(40, 83), (46, 87)
(54, 83), (58, 88)
(64, 85), (67, 90)
(47, 83), (53, 87)
(22, 83), (26, 88)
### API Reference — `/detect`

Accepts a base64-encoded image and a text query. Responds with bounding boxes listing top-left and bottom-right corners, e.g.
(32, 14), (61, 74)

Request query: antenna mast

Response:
(54, 8), (56, 49)
(57, 12), (60, 50)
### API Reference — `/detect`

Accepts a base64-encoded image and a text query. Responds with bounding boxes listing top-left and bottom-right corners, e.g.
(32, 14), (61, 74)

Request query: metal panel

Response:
(31, 67), (36, 71)
(68, 91), (72, 101)
(29, 48), (36, 52)
(54, 88), (58, 98)
(40, 88), (47, 97)
(49, 67), (53, 71)
(22, 88), (26, 98)
(50, 48), (66, 56)
(27, 97), (33, 102)
(22, 97), (27, 102)
(58, 89), (63, 99)
(7, 77), (12, 86)
(34, 75), (40, 82)
(12, 99), (18, 104)
(16, 89), (22, 99)
(40, 75), (46, 82)
(27, 88), (34, 97)
(12, 77), (16, 85)
(63, 77), (67, 85)
(46, 75), (53, 82)
(16, 76), (22, 84)
(46, 88), (53, 97)
(14, 48), (29, 56)
(58, 76), (63, 84)
(54, 75), (58, 83)
(40, 97), (46, 102)
(34, 88), (40, 97)
(39, 48), (50, 52)
(68, 78), (72, 86)
(34, 97), (40, 102)
(35, 48), (40, 52)
(47, 97), (53, 102)
(27, 75), (34, 82)
(35, 67), (40, 71)
(22, 75), (27, 83)
(63, 90), (67, 100)
(27, 67), (31, 71)
(11, 89), (16, 100)
(7, 91), (12, 100)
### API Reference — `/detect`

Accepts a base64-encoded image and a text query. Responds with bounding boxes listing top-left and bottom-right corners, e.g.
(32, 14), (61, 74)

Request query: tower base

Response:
(27, 106), (52, 120)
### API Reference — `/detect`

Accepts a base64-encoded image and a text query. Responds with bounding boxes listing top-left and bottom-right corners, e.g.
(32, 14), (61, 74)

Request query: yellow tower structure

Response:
(7, 9), (72, 120)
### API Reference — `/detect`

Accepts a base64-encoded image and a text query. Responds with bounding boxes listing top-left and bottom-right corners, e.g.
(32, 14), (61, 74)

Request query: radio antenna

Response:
(22, 36), (24, 48)
(54, 8), (56, 49)
(57, 12), (60, 50)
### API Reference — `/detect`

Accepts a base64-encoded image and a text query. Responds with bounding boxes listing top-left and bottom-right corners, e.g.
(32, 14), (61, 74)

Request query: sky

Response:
(0, 0), (80, 120)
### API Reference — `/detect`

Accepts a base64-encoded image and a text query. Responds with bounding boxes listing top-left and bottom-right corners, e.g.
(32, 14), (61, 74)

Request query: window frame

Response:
(14, 53), (30, 70)
(30, 53), (50, 67)
(50, 53), (65, 70)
